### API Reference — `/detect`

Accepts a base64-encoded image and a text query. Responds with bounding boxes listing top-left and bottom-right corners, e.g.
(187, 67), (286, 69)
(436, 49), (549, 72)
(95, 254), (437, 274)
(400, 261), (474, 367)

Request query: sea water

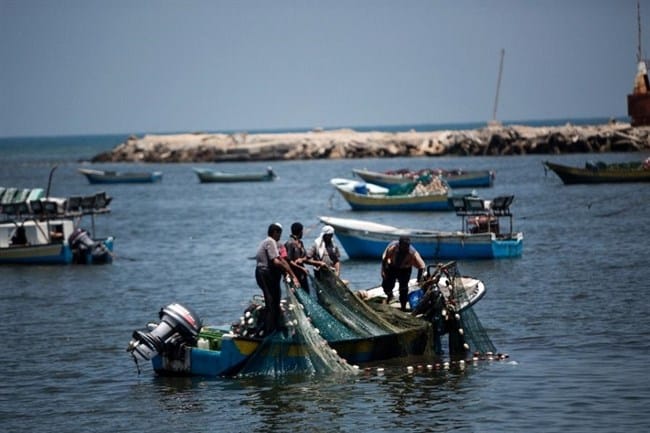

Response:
(0, 126), (649, 433)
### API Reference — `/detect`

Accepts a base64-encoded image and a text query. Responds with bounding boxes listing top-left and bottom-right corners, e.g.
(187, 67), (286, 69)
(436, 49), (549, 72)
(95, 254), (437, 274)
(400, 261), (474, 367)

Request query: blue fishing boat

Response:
(353, 167), (495, 189)
(331, 177), (453, 211)
(127, 264), (494, 377)
(320, 195), (523, 260)
(78, 168), (163, 184)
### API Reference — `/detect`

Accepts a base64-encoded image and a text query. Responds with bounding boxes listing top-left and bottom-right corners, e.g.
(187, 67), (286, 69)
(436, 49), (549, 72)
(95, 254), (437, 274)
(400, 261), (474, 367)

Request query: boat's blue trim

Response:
(336, 232), (522, 260)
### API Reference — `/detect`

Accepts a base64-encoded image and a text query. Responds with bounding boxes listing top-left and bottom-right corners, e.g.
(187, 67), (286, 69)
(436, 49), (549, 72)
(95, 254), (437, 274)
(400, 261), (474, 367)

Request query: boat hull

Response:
(320, 216), (523, 260)
(152, 326), (430, 377)
(79, 168), (162, 184)
(0, 238), (114, 265)
(193, 168), (276, 183)
(353, 168), (495, 189)
(0, 243), (73, 264)
(544, 161), (650, 184)
(333, 185), (452, 211)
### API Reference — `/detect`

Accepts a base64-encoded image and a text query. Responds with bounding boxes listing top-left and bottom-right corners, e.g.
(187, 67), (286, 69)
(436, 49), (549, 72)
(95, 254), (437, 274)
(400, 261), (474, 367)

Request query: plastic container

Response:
(408, 289), (423, 309)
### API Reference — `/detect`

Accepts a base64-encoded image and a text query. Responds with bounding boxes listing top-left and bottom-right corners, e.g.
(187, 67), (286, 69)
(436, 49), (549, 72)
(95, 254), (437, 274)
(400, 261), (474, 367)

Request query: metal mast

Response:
(637, 1), (642, 63)
(491, 49), (505, 124)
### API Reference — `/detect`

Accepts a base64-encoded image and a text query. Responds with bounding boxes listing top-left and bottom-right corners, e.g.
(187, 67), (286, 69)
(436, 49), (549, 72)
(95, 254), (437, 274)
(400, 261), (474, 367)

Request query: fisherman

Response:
(307, 225), (341, 278)
(255, 223), (299, 334)
(381, 236), (426, 311)
(284, 222), (325, 293)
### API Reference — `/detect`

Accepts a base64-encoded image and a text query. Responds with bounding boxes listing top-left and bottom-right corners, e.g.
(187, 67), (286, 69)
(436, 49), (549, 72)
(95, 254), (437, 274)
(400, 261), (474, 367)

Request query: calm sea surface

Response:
(1, 129), (649, 433)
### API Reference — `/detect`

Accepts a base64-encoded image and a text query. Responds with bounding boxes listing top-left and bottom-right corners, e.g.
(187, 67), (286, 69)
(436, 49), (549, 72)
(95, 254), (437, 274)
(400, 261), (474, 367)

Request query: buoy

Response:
(458, 328), (464, 335)
(245, 311), (251, 318)
(406, 366), (414, 373)
(443, 362), (450, 369)
(463, 343), (470, 350)
(377, 367), (385, 375)
(455, 313), (460, 320)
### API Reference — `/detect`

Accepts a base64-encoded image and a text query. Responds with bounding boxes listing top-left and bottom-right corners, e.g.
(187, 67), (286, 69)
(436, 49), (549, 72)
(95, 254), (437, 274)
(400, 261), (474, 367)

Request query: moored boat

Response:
(330, 177), (453, 211)
(78, 168), (162, 184)
(543, 159), (650, 184)
(320, 194), (523, 260)
(193, 166), (277, 183)
(353, 167), (495, 189)
(0, 188), (114, 265)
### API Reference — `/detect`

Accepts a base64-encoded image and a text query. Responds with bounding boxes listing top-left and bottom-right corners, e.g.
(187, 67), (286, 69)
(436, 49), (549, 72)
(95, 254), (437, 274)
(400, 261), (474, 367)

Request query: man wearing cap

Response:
(381, 236), (426, 311)
(255, 223), (299, 334)
(308, 225), (341, 278)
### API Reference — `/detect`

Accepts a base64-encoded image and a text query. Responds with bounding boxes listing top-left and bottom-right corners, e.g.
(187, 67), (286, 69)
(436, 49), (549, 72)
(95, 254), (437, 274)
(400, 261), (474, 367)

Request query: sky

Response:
(0, 0), (646, 137)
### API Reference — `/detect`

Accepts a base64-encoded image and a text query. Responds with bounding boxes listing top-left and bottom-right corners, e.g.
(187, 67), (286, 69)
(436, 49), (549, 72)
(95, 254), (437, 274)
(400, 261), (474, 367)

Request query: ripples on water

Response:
(1, 149), (649, 432)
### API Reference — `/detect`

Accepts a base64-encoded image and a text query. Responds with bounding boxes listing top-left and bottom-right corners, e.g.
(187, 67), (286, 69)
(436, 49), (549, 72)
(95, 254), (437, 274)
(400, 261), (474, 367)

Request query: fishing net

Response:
(236, 284), (358, 377)
(310, 267), (428, 337)
(414, 262), (497, 358)
(449, 267), (497, 356)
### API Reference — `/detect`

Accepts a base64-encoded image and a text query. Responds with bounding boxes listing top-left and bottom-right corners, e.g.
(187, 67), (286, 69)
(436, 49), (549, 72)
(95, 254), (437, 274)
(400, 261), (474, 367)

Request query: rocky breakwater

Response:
(92, 122), (650, 163)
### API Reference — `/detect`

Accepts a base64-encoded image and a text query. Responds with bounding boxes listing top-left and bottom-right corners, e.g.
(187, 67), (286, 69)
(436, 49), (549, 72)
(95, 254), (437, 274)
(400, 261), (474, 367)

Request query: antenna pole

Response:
(492, 49), (505, 123)
(638, 1), (642, 63)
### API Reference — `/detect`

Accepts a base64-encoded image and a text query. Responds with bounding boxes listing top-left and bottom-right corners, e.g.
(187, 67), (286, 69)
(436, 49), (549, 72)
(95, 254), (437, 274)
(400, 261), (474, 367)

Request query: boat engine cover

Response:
(127, 303), (202, 363)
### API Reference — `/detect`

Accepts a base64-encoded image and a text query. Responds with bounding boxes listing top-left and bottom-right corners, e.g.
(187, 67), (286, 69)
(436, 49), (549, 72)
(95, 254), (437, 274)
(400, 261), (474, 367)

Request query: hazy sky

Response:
(0, 0), (645, 137)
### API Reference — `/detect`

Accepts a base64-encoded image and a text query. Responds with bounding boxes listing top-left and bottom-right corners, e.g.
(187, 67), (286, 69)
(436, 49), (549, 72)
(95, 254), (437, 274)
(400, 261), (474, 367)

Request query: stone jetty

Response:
(91, 122), (650, 163)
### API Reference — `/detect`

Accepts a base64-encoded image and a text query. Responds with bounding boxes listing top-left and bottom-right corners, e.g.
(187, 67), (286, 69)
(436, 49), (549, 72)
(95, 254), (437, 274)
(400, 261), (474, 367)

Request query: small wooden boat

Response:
(543, 160), (650, 184)
(330, 177), (453, 211)
(320, 194), (523, 260)
(360, 263), (486, 311)
(0, 189), (114, 265)
(193, 166), (277, 183)
(78, 168), (162, 184)
(353, 167), (495, 189)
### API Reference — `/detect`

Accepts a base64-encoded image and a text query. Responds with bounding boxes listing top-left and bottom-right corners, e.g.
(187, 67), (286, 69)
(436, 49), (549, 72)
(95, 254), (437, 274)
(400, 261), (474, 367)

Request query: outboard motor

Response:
(127, 303), (202, 364)
(68, 227), (94, 251)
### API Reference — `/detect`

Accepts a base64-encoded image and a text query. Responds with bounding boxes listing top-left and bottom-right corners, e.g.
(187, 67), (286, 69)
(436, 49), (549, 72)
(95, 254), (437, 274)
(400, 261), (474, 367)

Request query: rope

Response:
(520, 186), (647, 220)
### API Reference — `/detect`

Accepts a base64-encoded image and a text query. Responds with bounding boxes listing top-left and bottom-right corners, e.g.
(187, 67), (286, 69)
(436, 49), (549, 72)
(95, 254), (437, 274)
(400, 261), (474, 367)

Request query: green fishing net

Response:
(236, 284), (358, 377)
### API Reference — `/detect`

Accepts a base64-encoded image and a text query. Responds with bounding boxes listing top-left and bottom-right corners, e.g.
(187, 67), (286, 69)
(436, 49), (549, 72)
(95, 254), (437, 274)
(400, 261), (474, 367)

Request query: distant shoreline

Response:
(91, 121), (650, 163)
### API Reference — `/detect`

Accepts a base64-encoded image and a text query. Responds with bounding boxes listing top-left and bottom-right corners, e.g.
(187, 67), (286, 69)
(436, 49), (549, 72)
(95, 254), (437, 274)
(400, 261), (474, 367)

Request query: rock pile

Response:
(91, 122), (650, 163)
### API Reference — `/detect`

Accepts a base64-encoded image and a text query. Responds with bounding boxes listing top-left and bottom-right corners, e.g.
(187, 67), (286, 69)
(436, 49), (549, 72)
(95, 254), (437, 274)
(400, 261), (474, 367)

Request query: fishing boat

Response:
(352, 167), (495, 189)
(127, 264), (495, 377)
(358, 262), (486, 311)
(543, 160), (650, 184)
(320, 194), (523, 260)
(0, 189), (114, 265)
(78, 168), (163, 184)
(193, 166), (276, 183)
(330, 177), (453, 211)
